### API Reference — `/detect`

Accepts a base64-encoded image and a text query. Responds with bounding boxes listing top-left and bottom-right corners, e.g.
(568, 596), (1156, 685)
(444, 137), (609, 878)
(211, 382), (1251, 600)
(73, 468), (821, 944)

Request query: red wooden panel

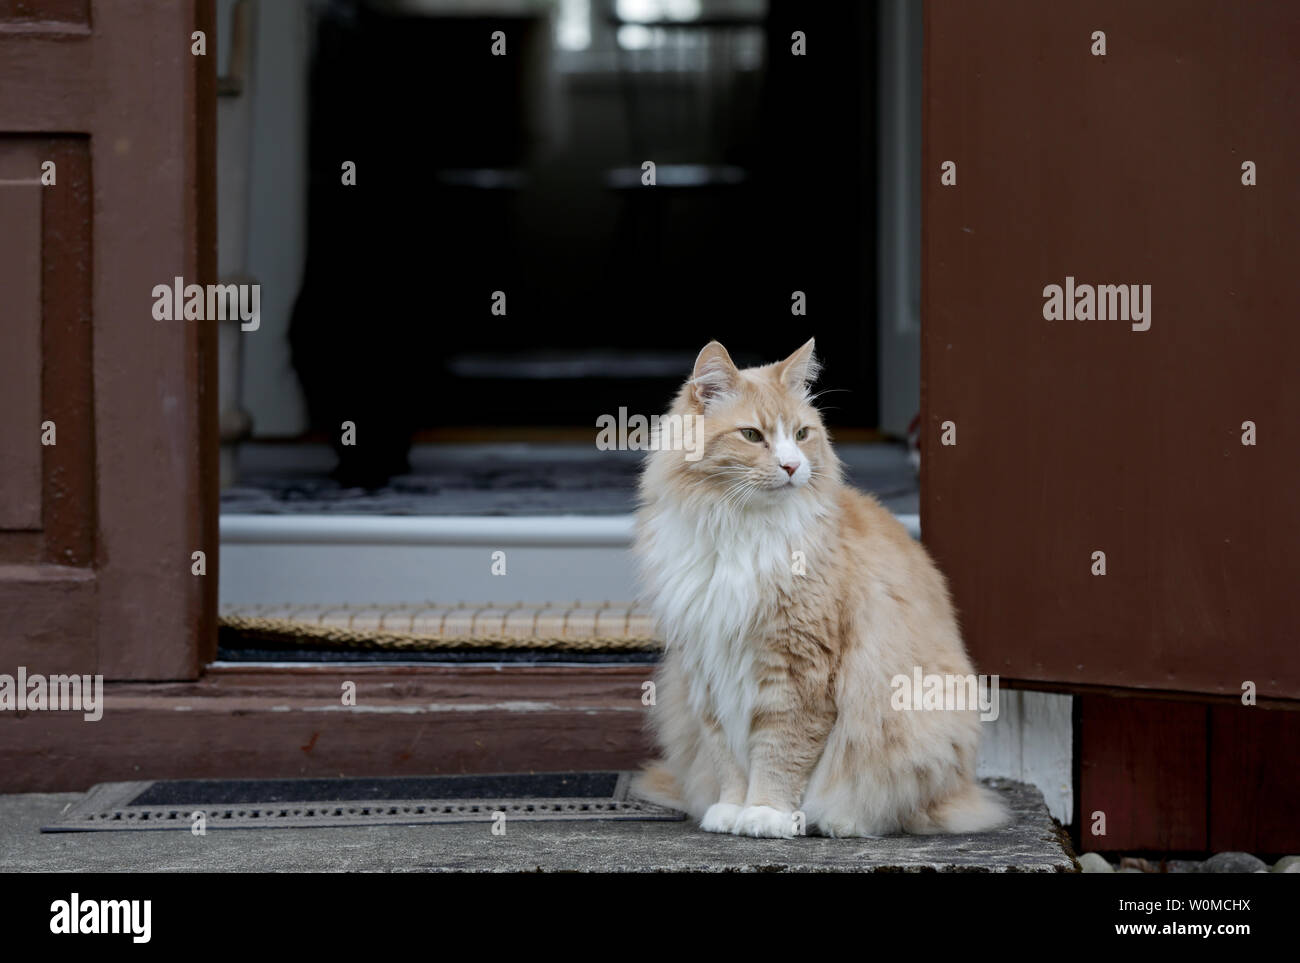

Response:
(0, 141), (43, 531)
(1208, 705), (1300, 853)
(1078, 695), (1207, 851)
(0, 136), (96, 566)
(0, 137), (97, 675)
(922, 0), (1300, 698)
(40, 137), (96, 569)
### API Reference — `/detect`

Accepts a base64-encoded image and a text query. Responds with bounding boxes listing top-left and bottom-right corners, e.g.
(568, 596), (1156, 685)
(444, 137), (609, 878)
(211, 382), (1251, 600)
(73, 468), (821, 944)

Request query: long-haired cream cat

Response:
(632, 339), (1007, 837)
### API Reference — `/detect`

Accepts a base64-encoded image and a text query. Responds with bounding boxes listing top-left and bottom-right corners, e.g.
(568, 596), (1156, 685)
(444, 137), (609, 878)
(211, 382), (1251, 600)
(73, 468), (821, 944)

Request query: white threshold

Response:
(220, 512), (921, 545)
(218, 512), (922, 608)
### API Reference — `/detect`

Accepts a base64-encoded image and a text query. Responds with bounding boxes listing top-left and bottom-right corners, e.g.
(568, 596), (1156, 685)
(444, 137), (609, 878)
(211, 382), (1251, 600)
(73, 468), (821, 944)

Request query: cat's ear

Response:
(689, 341), (739, 409)
(778, 338), (820, 395)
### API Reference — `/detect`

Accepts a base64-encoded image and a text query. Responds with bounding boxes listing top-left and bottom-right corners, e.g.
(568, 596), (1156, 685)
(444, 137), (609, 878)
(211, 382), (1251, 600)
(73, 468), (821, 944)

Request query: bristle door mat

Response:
(218, 602), (665, 661)
(42, 771), (684, 833)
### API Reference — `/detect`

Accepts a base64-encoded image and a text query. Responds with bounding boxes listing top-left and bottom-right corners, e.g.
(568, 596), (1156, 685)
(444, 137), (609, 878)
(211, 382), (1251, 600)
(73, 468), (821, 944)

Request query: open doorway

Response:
(216, 0), (921, 634)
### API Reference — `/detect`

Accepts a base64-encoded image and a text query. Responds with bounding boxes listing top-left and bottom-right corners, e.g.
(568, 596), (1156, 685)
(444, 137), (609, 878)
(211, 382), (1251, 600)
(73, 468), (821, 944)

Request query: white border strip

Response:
(220, 512), (921, 545)
(219, 514), (636, 547)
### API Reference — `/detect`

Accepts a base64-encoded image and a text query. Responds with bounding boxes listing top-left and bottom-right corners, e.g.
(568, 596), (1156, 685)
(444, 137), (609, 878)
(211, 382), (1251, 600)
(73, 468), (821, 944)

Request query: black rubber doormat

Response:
(41, 771), (684, 832)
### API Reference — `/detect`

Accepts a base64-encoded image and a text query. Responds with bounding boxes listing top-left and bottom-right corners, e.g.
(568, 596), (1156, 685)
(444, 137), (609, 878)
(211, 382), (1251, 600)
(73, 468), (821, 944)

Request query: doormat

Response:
(41, 771), (684, 832)
(218, 602), (665, 660)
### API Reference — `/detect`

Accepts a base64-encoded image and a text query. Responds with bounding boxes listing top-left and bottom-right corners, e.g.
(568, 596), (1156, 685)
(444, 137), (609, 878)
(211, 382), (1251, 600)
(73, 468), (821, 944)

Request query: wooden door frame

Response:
(0, 0), (218, 680)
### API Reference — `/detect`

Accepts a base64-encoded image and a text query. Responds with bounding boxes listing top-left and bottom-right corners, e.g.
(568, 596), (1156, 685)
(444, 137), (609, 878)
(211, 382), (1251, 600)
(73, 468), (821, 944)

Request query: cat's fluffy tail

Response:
(908, 780), (1010, 834)
(629, 761), (685, 810)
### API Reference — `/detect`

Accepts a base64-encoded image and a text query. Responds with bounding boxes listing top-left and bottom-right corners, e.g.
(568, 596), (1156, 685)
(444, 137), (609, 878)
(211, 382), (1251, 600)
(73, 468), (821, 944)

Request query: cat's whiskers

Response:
(720, 480), (752, 508)
(720, 478), (761, 511)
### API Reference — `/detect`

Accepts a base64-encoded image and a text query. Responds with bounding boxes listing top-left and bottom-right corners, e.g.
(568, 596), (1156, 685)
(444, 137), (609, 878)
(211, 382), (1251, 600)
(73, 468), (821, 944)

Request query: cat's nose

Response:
(781, 462), (799, 477)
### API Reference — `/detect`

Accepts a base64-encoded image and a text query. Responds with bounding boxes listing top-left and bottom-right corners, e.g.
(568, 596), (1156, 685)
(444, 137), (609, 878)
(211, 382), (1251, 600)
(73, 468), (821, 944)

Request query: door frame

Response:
(0, 0), (217, 679)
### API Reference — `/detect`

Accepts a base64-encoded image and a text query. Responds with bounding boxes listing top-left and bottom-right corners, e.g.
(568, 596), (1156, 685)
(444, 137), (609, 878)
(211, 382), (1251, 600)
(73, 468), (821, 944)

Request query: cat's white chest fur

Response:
(638, 499), (819, 764)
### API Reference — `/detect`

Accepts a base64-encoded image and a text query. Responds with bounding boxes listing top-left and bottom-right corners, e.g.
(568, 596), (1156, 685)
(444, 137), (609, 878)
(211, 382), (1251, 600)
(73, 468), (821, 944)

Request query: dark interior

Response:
(288, 0), (879, 485)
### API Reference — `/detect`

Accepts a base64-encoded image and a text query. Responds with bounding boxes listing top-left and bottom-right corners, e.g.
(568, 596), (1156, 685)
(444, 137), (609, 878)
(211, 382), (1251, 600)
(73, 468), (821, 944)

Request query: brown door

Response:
(0, 0), (216, 679)
(922, 0), (1300, 701)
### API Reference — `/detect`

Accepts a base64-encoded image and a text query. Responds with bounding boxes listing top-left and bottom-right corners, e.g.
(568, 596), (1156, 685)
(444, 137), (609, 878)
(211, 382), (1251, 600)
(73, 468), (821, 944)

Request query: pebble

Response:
(1202, 852), (1268, 873)
(1078, 852), (1114, 873)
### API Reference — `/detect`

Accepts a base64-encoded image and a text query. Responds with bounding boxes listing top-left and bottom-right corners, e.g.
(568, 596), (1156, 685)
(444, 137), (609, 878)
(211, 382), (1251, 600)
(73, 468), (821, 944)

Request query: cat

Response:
(631, 339), (1008, 837)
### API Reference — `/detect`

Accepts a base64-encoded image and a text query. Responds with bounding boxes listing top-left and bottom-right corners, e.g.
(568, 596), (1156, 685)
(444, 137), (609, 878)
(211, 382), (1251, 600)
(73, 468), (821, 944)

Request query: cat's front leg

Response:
(734, 675), (835, 839)
(733, 756), (811, 838)
(697, 717), (749, 834)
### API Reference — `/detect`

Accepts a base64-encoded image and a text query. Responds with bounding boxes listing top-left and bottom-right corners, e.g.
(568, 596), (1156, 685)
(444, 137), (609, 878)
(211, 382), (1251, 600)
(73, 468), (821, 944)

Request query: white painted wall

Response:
(976, 690), (1074, 824)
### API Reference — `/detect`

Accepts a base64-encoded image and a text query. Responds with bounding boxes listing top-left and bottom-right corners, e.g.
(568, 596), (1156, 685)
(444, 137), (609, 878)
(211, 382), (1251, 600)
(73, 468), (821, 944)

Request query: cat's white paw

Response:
(732, 805), (796, 839)
(700, 802), (744, 833)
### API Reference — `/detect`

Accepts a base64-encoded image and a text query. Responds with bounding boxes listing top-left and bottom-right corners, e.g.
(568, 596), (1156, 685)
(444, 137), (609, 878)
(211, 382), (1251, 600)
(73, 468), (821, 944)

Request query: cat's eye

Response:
(796, 427), (809, 441)
(740, 428), (763, 442)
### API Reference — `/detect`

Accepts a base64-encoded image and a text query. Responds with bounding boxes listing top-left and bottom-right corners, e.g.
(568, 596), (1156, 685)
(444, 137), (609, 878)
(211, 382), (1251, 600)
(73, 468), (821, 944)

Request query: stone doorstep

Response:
(0, 779), (1074, 873)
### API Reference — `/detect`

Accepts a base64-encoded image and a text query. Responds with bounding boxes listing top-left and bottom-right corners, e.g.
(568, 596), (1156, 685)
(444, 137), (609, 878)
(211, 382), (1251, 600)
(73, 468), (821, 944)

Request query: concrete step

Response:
(1, 778), (1074, 873)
